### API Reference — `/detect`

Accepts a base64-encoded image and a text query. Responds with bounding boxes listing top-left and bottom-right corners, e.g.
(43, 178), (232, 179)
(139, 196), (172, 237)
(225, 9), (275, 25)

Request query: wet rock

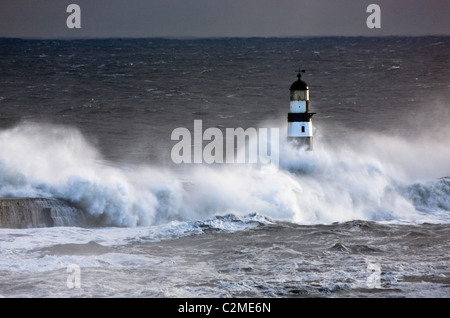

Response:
(0, 197), (87, 228)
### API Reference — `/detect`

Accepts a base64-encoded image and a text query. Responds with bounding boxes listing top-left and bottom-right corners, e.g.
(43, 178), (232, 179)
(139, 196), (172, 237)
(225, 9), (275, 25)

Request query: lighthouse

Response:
(287, 70), (315, 150)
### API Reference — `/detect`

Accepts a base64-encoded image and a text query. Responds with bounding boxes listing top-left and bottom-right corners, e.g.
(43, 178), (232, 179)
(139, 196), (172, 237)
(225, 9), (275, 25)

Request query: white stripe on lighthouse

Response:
(290, 100), (306, 113)
(287, 121), (312, 137)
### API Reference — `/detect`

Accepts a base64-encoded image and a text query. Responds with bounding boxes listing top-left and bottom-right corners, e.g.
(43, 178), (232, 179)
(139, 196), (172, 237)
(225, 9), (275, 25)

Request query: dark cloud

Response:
(0, 0), (448, 39)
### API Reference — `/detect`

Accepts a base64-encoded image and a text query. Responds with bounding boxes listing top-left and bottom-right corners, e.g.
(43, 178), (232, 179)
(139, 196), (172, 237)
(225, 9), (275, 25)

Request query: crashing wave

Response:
(0, 122), (449, 228)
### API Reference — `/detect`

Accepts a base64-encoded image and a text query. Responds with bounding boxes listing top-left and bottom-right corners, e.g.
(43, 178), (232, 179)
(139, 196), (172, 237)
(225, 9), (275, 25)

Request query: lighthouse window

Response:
(299, 91), (305, 100)
(301, 126), (305, 133)
(291, 90), (307, 100)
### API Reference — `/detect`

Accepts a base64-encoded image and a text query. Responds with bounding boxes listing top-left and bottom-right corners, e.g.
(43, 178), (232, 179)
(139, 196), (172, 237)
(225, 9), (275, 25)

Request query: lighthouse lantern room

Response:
(287, 70), (315, 150)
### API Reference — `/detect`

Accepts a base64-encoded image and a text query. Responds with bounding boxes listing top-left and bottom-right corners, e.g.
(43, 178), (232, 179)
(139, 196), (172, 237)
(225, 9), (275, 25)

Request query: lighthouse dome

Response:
(290, 70), (308, 90)
(290, 76), (308, 90)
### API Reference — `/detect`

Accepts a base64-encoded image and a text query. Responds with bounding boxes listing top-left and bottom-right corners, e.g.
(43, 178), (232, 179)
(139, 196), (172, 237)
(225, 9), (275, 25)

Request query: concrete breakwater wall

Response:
(0, 198), (87, 228)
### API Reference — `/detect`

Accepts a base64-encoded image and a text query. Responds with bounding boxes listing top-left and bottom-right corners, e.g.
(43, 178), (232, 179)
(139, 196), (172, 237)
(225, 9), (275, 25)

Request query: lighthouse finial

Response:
(296, 69), (305, 79)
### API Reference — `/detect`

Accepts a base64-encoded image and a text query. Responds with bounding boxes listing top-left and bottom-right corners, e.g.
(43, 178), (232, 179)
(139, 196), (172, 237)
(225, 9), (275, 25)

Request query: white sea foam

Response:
(0, 121), (448, 227)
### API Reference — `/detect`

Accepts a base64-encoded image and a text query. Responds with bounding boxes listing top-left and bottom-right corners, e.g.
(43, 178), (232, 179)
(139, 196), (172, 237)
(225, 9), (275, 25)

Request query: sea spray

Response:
(0, 121), (448, 227)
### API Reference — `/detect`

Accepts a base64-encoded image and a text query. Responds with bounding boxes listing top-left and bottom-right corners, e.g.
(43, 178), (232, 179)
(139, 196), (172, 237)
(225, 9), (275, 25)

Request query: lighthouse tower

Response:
(287, 70), (315, 150)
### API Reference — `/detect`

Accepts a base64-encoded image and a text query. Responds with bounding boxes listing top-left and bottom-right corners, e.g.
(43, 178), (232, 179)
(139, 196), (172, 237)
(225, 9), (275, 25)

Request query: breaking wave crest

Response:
(0, 122), (449, 227)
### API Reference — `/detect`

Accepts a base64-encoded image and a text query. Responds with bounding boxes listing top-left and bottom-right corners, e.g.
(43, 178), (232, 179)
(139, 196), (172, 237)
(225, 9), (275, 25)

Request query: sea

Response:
(0, 36), (449, 298)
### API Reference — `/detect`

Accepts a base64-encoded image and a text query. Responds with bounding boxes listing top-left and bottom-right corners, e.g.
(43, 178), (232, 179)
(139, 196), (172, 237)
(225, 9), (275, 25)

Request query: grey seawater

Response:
(1, 37), (449, 162)
(0, 218), (448, 297)
(0, 37), (449, 298)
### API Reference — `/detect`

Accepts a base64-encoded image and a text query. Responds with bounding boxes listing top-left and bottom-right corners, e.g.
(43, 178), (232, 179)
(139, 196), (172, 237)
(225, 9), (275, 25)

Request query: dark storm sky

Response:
(0, 0), (449, 38)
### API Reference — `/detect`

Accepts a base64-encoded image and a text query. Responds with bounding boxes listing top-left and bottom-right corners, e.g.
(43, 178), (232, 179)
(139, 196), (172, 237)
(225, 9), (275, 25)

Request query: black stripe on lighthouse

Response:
(287, 113), (315, 122)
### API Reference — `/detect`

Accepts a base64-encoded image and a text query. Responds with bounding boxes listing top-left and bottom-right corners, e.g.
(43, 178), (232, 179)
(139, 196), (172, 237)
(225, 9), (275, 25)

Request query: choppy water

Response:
(0, 37), (449, 297)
